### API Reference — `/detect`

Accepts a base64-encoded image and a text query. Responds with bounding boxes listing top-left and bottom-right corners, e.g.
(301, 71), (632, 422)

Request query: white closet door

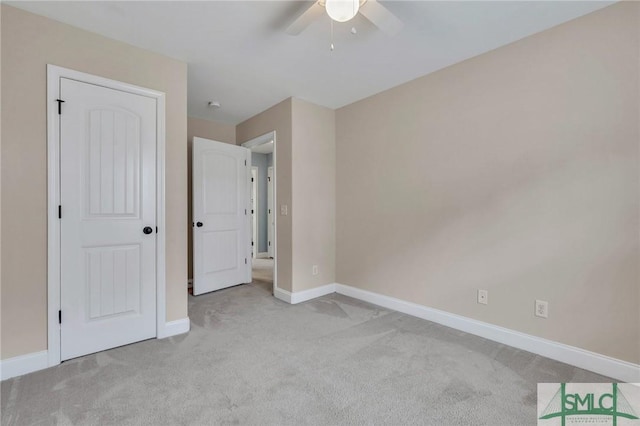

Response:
(60, 78), (157, 361)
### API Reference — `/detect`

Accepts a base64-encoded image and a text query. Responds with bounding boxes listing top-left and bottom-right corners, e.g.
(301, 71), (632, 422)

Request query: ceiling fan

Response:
(286, 0), (403, 37)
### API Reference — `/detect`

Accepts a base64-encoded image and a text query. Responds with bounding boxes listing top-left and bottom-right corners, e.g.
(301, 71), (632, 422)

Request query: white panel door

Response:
(60, 78), (157, 361)
(193, 137), (251, 295)
(267, 166), (274, 258)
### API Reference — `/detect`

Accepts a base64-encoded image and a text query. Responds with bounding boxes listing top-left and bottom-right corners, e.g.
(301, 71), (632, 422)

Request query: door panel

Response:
(87, 109), (140, 216)
(60, 78), (156, 361)
(204, 153), (237, 214)
(85, 245), (142, 320)
(193, 137), (251, 295)
(203, 230), (238, 272)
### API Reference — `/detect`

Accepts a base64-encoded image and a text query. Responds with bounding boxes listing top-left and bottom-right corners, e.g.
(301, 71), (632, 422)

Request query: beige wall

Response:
(237, 99), (293, 292)
(188, 117), (236, 146)
(235, 98), (336, 293)
(0, 5), (188, 359)
(336, 2), (639, 364)
(291, 99), (336, 292)
(187, 117), (236, 279)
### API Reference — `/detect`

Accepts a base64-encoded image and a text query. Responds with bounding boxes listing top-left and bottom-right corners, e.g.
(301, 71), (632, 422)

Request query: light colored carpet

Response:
(1, 282), (610, 425)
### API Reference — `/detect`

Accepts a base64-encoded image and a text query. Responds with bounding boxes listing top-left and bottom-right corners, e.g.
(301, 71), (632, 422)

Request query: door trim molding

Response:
(241, 132), (277, 294)
(251, 166), (259, 259)
(46, 65), (167, 367)
(157, 318), (191, 339)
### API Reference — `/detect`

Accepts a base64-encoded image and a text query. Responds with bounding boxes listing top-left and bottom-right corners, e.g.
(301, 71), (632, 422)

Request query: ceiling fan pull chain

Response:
(330, 18), (335, 51)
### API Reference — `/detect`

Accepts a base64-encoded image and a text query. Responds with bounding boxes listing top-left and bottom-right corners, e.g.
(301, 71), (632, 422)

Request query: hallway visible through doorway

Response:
(252, 256), (273, 294)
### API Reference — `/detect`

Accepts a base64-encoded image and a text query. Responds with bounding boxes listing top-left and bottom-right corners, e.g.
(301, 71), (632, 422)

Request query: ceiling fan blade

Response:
(286, 2), (325, 35)
(359, 0), (403, 36)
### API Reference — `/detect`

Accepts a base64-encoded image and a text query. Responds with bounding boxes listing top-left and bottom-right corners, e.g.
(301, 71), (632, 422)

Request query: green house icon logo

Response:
(539, 383), (639, 426)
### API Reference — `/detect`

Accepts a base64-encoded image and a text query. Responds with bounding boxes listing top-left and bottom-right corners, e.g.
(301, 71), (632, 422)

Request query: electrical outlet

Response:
(312, 265), (319, 276)
(535, 300), (549, 318)
(477, 289), (488, 305)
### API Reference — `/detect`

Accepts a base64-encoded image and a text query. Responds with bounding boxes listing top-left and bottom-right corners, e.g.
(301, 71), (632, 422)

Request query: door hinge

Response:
(245, 258), (247, 264)
(251, 177), (254, 182)
(268, 241), (271, 246)
(245, 160), (247, 166)
(156, 226), (158, 233)
(251, 241), (254, 246)
(58, 310), (62, 324)
(245, 209), (247, 215)
(56, 99), (65, 115)
(268, 177), (271, 182)
(58, 205), (62, 219)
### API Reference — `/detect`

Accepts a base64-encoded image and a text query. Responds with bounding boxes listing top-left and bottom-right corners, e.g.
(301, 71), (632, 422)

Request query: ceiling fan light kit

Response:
(325, 0), (360, 23)
(285, 0), (402, 37)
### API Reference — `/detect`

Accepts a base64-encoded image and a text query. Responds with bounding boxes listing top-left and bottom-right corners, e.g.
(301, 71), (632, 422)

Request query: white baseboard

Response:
(274, 283), (337, 305)
(334, 283), (640, 383)
(4, 287), (637, 383)
(158, 317), (190, 339)
(0, 350), (49, 381)
(274, 287), (292, 304)
(2, 319), (191, 380)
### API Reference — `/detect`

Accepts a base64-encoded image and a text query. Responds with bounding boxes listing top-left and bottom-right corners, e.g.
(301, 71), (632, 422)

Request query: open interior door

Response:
(193, 137), (251, 295)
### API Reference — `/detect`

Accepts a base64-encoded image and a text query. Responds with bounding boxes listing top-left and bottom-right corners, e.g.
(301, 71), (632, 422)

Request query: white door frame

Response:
(46, 65), (167, 367)
(267, 166), (274, 259)
(251, 167), (258, 258)
(241, 132), (277, 293)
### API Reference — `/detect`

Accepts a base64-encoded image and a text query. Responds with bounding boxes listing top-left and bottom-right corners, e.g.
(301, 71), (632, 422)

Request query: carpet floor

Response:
(1, 282), (610, 425)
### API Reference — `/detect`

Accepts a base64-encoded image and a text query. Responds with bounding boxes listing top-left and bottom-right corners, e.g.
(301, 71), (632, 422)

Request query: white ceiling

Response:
(251, 141), (274, 154)
(9, 1), (612, 125)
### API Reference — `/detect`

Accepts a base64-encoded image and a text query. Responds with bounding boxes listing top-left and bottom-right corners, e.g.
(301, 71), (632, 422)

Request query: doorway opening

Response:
(241, 132), (276, 295)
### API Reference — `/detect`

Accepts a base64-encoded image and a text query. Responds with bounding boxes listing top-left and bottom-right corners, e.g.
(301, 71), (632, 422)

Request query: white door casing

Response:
(58, 78), (157, 361)
(267, 166), (275, 258)
(240, 132), (277, 294)
(193, 137), (251, 295)
(251, 167), (258, 258)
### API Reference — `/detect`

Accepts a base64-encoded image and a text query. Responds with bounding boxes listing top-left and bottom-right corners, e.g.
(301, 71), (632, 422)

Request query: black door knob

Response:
(196, 222), (203, 227)
(143, 226), (153, 235)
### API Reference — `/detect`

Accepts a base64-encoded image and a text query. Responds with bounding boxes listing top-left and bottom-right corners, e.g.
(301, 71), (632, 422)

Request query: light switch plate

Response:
(280, 205), (288, 216)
